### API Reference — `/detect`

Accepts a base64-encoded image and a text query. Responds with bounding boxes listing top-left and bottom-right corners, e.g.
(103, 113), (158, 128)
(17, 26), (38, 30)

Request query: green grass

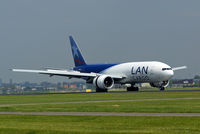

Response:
(0, 115), (199, 134)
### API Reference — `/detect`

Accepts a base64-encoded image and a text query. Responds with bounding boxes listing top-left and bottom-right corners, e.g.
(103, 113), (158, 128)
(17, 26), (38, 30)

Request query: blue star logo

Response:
(72, 45), (79, 58)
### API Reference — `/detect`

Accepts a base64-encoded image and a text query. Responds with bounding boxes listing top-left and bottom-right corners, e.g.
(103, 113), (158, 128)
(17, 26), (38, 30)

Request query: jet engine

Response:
(150, 81), (169, 88)
(93, 75), (114, 89)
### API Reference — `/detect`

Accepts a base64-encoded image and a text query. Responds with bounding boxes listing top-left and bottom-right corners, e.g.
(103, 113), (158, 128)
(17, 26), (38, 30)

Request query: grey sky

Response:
(0, 0), (199, 83)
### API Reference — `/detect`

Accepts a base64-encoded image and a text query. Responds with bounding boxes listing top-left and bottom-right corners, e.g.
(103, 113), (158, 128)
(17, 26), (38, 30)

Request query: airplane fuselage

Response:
(73, 61), (174, 84)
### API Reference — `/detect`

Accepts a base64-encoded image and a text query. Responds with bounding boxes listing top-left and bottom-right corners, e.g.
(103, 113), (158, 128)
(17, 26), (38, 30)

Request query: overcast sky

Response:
(0, 0), (199, 83)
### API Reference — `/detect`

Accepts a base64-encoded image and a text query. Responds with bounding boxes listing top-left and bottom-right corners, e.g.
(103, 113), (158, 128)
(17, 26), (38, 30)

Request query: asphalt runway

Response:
(0, 112), (200, 116)
(1, 89), (200, 96)
(35, 88), (200, 94)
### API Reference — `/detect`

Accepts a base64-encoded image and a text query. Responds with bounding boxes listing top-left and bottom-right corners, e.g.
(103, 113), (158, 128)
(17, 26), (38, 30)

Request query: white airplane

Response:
(12, 36), (187, 92)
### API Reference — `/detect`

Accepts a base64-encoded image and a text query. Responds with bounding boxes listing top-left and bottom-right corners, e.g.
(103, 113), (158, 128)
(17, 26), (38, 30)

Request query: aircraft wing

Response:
(12, 69), (123, 79)
(172, 66), (187, 71)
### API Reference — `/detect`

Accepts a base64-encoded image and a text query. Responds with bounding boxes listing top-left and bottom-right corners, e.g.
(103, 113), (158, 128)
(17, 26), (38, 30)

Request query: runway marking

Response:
(0, 112), (200, 116)
(0, 97), (200, 107)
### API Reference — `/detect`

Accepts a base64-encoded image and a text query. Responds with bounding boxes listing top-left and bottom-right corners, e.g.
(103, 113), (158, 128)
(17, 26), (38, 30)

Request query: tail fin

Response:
(69, 36), (86, 67)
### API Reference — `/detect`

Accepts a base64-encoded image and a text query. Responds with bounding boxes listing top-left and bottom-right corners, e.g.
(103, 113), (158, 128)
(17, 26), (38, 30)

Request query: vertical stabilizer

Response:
(69, 36), (86, 67)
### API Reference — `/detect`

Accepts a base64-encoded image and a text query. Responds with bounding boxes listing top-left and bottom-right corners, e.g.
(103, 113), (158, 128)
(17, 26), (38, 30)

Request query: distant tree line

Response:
(194, 75), (200, 79)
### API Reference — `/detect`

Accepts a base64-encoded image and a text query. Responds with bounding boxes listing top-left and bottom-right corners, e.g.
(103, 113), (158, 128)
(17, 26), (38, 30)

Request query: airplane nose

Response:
(168, 70), (174, 78)
(163, 70), (174, 80)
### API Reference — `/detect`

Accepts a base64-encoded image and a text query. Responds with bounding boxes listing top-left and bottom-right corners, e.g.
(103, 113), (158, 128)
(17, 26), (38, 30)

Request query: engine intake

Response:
(93, 75), (114, 89)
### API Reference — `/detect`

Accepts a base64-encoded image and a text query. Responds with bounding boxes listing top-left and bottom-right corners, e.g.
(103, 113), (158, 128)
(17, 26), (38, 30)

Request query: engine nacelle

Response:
(93, 75), (114, 89)
(150, 81), (169, 88)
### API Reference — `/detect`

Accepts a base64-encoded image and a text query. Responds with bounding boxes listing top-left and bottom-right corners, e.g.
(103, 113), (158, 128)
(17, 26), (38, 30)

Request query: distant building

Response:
(63, 84), (69, 88)
(9, 79), (13, 85)
(172, 79), (194, 87)
(69, 84), (77, 89)
(194, 79), (200, 87)
(57, 82), (62, 88)
(141, 83), (151, 88)
(0, 78), (2, 87)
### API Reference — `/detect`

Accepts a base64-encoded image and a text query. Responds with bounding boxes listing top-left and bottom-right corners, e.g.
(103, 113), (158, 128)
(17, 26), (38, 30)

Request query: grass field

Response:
(0, 115), (199, 134)
(1, 98), (200, 113)
(0, 89), (200, 134)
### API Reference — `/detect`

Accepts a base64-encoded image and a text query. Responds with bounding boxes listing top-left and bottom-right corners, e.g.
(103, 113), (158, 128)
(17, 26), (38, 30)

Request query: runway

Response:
(0, 112), (200, 116)
(1, 89), (200, 96)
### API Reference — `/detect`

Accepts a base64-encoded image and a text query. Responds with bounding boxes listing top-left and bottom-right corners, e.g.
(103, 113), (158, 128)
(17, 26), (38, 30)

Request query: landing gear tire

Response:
(127, 87), (139, 92)
(96, 88), (108, 92)
(160, 87), (165, 91)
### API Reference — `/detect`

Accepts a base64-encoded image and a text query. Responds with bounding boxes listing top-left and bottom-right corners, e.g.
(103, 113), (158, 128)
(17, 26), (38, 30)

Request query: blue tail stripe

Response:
(73, 64), (119, 73)
(69, 36), (86, 67)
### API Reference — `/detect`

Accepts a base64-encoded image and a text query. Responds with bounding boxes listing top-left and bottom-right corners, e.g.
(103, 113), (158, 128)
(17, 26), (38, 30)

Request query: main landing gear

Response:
(160, 87), (165, 91)
(96, 88), (108, 92)
(127, 86), (139, 92)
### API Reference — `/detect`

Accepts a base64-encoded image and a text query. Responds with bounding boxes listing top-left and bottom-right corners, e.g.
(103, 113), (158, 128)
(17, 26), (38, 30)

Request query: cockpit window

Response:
(162, 68), (172, 71)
